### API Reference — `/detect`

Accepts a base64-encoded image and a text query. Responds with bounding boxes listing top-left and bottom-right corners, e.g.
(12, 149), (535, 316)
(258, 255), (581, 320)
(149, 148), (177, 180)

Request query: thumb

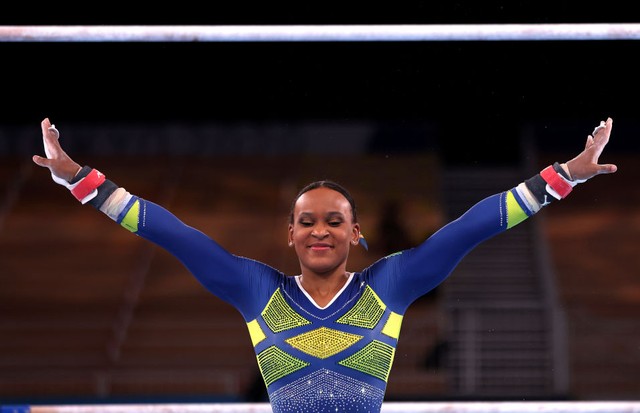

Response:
(596, 163), (618, 175)
(32, 154), (52, 169)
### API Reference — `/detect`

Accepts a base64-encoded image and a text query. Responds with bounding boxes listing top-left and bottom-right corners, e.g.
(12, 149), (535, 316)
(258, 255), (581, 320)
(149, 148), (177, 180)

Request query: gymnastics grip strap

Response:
(69, 165), (117, 206)
(70, 168), (105, 203)
(540, 165), (573, 199)
(524, 163), (579, 207)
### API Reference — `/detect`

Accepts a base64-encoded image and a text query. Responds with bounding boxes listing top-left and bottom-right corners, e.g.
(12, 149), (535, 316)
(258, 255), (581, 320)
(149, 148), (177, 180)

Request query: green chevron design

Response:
(336, 285), (385, 329)
(262, 288), (311, 333)
(338, 340), (395, 382)
(257, 345), (310, 386)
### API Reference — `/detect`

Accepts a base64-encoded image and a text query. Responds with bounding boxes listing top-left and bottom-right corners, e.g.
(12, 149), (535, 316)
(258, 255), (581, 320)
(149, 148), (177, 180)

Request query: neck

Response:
(299, 270), (351, 306)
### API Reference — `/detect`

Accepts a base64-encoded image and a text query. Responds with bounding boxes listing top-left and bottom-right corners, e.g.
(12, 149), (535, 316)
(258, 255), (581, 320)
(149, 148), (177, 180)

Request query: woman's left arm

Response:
(383, 117), (617, 307)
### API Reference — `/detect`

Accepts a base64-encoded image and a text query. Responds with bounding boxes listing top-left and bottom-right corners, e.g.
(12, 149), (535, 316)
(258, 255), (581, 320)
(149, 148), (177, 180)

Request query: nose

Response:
(311, 224), (329, 238)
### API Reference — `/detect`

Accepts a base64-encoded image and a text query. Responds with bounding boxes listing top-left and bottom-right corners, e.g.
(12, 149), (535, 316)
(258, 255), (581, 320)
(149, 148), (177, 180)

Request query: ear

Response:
(288, 223), (294, 246)
(351, 223), (361, 245)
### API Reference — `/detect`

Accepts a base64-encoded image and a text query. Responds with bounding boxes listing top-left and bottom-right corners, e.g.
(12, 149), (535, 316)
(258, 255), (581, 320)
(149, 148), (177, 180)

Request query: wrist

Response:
(561, 160), (588, 185)
(541, 165), (573, 199)
(556, 163), (572, 180)
(67, 166), (107, 204)
(524, 163), (575, 207)
(69, 166), (93, 184)
(70, 164), (82, 181)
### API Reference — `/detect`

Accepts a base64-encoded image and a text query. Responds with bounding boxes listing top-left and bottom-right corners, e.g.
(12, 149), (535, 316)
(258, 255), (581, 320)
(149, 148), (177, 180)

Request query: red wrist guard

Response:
(540, 165), (572, 199)
(70, 168), (106, 203)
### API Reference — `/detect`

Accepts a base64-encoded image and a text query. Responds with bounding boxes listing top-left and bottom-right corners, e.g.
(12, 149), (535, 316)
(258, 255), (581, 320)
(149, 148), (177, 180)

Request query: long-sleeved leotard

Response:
(96, 181), (538, 413)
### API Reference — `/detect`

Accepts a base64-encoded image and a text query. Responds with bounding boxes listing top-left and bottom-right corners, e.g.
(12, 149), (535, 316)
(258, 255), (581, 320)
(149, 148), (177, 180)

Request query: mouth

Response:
(309, 243), (332, 251)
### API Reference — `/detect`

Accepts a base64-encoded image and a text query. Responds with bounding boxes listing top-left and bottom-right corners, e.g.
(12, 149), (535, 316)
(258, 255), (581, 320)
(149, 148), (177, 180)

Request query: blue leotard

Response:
(110, 187), (534, 413)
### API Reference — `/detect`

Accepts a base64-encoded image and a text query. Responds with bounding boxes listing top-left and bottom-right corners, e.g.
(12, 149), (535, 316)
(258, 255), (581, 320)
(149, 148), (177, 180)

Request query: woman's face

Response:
(288, 187), (360, 277)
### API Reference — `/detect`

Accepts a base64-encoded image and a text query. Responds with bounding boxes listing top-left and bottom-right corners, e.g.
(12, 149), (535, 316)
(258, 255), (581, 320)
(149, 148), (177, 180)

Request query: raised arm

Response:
(31, 117), (282, 314)
(376, 116), (618, 308)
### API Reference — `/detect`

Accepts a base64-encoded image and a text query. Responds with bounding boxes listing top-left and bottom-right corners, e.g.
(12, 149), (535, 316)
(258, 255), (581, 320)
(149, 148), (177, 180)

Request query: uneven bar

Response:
(1, 24), (640, 42)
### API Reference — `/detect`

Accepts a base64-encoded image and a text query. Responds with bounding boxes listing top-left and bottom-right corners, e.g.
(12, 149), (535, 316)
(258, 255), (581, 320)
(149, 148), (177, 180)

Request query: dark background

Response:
(1, 2), (639, 157)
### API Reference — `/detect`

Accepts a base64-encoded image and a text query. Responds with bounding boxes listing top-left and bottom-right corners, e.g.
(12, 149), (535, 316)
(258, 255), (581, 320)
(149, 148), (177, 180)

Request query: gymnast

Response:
(32, 117), (617, 413)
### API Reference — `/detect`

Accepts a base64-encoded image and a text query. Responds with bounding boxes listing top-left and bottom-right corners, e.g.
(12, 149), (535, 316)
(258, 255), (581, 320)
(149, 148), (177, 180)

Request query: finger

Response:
(591, 120), (606, 137)
(588, 118), (614, 161)
(32, 154), (52, 168)
(41, 119), (63, 159)
(596, 163), (618, 175)
(584, 135), (595, 150)
(40, 118), (57, 140)
(593, 118), (612, 144)
(590, 141), (606, 163)
(40, 118), (51, 131)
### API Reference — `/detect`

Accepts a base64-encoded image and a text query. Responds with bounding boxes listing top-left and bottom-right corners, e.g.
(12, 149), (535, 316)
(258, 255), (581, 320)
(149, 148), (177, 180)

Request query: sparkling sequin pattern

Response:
(269, 368), (385, 413)
(285, 326), (363, 359)
(338, 340), (395, 381)
(336, 285), (385, 329)
(262, 288), (311, 332)
(257, 346), (310, 386)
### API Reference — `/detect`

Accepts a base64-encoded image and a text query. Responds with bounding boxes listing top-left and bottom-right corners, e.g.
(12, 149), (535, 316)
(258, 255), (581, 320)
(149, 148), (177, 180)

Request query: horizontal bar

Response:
(5, 401), (639, 413)
(1, 24), (640, 42)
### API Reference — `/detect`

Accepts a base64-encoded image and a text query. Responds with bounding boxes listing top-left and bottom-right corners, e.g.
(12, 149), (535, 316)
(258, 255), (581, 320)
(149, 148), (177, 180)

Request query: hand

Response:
(565, 117), (618, 181)
(32, 118), (82, 183)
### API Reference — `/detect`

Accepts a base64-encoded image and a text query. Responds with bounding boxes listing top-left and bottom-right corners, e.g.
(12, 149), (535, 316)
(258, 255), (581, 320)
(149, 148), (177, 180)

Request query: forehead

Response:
(294, 187), (351, 214)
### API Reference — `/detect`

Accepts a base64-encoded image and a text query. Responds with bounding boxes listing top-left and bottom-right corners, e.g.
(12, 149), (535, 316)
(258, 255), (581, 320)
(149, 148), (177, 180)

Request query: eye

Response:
(328, 220), (342, 227)
(299, 220), (313, 227)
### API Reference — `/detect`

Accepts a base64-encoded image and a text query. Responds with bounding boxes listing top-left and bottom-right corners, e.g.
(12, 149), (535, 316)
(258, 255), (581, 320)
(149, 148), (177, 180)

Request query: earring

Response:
(288, 241), (293, 247)
(352, 240), (358, 245)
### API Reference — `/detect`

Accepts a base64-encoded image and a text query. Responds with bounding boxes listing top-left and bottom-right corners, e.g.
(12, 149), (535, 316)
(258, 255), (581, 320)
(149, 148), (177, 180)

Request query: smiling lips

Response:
(309, 243), (332, 251)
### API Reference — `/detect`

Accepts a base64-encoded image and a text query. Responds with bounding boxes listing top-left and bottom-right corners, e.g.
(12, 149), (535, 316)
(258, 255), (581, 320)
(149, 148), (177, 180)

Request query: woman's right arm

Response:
(31, 118), (275, 311)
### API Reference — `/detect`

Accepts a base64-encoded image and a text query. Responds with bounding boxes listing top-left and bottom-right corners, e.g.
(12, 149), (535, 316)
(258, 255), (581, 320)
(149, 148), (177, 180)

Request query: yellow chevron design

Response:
(286, 327), (363, 359)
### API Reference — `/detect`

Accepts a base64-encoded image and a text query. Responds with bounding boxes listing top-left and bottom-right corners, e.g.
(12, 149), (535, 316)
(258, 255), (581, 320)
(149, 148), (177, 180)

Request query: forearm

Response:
(69, 166), (251, 299)
(398, 161), (582, 299)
